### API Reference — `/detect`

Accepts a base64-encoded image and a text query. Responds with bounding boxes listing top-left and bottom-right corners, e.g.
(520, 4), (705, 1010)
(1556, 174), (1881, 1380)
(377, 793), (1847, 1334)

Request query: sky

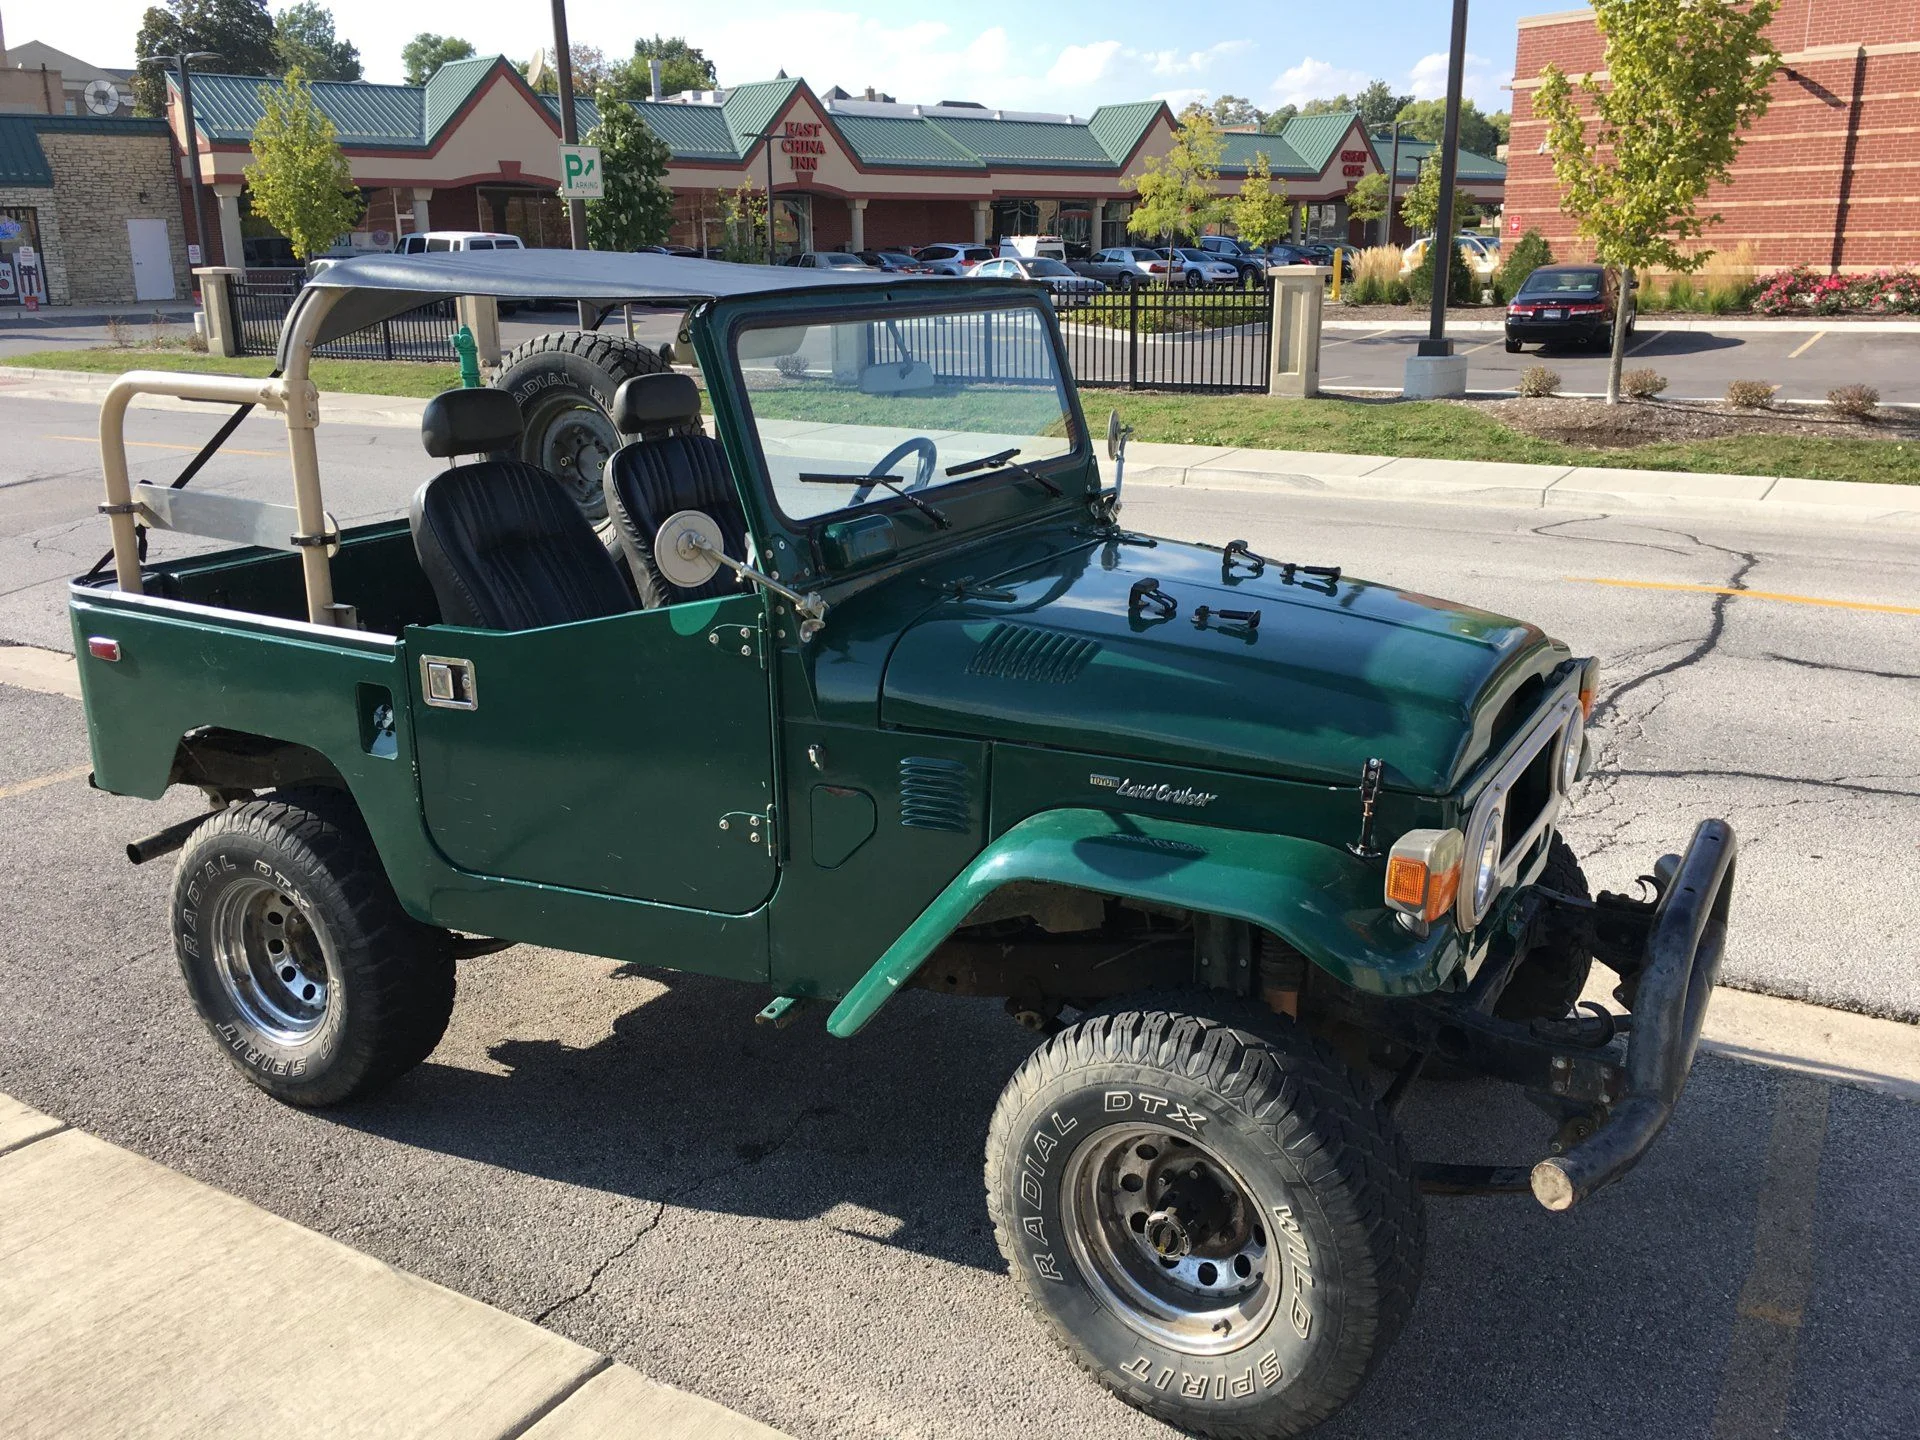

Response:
(12, 0), (1546, 115)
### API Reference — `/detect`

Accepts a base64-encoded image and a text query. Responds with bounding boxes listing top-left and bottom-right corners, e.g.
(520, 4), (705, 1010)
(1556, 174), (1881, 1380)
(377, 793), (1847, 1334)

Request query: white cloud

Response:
(1141, 40), (1254, 79)
(1048, 40), (1124, 89)
(1271, 57), (1372, 107)
(1407, 50), (1512, 109)
(1152, 88), (1212, 113)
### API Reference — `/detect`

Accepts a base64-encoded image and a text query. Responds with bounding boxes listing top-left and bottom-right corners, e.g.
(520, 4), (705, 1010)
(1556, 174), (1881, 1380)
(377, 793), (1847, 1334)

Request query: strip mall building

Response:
(166, 58), (1506, 267)
(1506, 1), (1919, 272)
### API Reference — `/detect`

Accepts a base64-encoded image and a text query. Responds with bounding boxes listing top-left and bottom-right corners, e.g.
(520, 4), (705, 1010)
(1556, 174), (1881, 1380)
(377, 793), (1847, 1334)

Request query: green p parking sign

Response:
(559, 145), (604, 200)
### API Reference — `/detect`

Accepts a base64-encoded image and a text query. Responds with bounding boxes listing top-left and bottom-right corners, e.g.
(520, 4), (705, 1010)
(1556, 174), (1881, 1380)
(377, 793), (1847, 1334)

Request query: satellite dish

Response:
(525, 49), (549, 90)
(84, 79), (122, 116)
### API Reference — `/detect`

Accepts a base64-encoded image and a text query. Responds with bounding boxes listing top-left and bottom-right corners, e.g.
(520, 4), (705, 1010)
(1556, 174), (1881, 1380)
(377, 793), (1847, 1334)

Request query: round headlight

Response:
(1471, 806), (1505, 914)
(1559, 708), (1585, 792)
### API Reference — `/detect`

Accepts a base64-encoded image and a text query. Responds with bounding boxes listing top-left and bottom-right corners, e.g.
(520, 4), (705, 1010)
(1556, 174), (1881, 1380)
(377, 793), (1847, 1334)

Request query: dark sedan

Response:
(859, 250), (931, 274)
(1505, 264), (1635, 352)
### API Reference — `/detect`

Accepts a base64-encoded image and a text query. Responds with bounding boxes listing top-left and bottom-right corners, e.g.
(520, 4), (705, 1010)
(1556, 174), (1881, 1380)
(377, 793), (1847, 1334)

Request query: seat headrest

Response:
(612, 372), (702, 435)
(422, 388), (524, 459)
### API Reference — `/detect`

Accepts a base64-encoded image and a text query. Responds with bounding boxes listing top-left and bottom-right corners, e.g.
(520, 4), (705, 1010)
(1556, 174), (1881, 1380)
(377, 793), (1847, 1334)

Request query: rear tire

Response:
(172, 789), (455, 1107)
(1504, 338), (1523, 353)
(495, 331), (670, 523)
(988, 1008), (1423, 1439)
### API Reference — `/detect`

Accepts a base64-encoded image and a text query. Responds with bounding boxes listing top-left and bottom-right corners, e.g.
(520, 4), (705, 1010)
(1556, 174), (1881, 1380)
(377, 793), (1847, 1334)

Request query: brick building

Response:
(1506, 3), (1920, 272)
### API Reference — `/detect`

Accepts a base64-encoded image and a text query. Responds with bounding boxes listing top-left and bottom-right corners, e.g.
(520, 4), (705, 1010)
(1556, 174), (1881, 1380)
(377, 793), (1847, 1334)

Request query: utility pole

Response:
(751, 128), (781, 265)
(1384, 121), (1402, 249)
(548, 0), (593, 327)
(166, 52), (220, 267)
(1421, 0), (1470, 357)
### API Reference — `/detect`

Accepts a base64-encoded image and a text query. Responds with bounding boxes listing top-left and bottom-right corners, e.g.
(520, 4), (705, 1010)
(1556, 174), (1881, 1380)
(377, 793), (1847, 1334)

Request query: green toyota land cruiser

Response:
(71, 249), (1734, 1439)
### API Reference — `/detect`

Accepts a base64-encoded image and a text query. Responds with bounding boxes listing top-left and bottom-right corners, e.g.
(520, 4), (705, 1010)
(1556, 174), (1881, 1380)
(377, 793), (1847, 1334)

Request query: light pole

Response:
(547, 0), (594, 327)
(164, 51), (219, 266)
(1384, 120), (1402, 248)
(1420, 0), (1471, 359)
(750, 128), (782, 265)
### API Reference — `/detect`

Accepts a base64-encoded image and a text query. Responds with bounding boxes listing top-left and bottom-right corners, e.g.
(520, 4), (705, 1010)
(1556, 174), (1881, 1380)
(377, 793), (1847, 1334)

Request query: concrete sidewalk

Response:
(0, 1094), (789, 1440)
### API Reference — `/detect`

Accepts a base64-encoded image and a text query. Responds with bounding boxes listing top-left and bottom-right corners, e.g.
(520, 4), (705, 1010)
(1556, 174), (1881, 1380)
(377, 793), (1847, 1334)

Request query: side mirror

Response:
(654, 509), (723, 590)
(1105, 408), (1132, 462)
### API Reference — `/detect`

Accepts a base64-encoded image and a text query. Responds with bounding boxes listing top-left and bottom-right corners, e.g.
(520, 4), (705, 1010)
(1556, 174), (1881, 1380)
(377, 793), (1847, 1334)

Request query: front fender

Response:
(825, 807), (1465, 1037)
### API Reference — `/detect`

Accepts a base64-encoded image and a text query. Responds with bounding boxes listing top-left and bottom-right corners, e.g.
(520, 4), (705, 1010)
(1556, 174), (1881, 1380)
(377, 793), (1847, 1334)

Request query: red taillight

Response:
(1567, 303), (1605, 315)
(1148, 263), (1165, 273)
(87, 636), (121, 662)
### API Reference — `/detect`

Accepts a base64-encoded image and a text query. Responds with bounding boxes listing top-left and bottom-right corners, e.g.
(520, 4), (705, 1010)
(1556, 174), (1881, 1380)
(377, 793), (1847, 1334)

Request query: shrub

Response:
(1621, 368), (1668, 399)
(1385, 277), (1412, 306)
(1660, 274), (1697, 312)
(1408, 239), (1475, 307)
(1344, 272), (1383, 306)
(1827, 384), (1879, 420)
(1751, 266), (1920, 317)
(774, 353), (811, 379)
(1725, 379), (1778, 409)
(1498, 229), (1553, 301)
(1698, 242), (1758, 313)
(1518, 366), (1562, 398)
(1349, 245), (1403, 305)
(104, 314), (133, 348)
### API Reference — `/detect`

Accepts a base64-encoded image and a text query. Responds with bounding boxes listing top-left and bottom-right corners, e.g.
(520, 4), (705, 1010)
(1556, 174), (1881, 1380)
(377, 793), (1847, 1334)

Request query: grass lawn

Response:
(1, 349), (460, 399)
(1110, 392), (1920, 487)
(9, 348), (1914, 486)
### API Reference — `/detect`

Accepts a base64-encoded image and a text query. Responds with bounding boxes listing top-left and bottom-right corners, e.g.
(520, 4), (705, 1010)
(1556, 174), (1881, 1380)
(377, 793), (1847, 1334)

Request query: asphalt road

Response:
(1322, 321), (1920, 403)
(2, 389), (1918, 1439)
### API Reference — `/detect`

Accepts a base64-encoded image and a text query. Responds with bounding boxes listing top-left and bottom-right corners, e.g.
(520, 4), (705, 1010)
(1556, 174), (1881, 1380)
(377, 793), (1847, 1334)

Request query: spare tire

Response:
(495, 331), (670, 522)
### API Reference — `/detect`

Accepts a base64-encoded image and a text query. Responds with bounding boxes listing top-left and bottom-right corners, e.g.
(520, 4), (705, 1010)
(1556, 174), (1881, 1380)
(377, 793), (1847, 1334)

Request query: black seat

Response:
(602, 372), (750, 609)
(409, 388), (634, 630)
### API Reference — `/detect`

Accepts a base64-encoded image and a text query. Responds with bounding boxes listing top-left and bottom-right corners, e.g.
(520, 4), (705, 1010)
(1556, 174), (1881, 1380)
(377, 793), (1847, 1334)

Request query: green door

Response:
(405, 595), (778, 915)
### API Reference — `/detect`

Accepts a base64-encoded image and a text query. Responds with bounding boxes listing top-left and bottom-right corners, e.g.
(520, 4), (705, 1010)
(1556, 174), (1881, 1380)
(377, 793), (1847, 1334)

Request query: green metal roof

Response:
(628, 100), (738, 159)
(1367, 135), (1507, 183)
(928, 116), (1115, 168)
(0, 117), (53, 187)
(720, 78), (803, 150)
(834, 114), (984, 169)
(180, 71), (427, 146)
(1086, 102), (1165, 164)
(421, 55), (501, 140)
(1277, 111), (1360, 172)
(1219, 133), (1311, 177)
(29, 115), (169, 137)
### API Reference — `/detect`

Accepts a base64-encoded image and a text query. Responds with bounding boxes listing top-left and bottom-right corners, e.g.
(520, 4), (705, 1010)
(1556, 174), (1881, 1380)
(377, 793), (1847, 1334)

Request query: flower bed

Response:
(1752, 267), (1920, 316)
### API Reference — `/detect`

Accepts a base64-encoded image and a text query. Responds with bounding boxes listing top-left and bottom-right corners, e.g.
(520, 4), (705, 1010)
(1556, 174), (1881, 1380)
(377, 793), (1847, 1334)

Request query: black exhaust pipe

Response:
(126, 810), (220, 865)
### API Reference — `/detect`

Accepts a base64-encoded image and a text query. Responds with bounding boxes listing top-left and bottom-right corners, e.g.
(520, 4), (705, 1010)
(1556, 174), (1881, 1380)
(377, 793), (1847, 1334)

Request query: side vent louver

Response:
(967, 623), (1100, 684)
(899, 756), (971, 832)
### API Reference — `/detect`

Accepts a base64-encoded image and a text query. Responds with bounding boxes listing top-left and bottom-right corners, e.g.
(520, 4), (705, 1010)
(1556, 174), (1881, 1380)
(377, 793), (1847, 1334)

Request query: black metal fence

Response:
(866, 308), (1057, 384)
(231, 273), (459, 362)
(1058, 285), (1272, 393)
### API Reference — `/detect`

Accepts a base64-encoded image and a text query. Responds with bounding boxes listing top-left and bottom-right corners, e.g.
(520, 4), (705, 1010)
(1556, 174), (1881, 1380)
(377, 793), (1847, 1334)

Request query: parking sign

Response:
(559, 145), (604, 200)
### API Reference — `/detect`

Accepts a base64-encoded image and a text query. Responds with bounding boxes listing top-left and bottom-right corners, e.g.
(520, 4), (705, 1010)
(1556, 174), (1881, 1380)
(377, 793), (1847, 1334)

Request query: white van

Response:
(999, 235), (1067, 263)
(394, 231), (527, 256)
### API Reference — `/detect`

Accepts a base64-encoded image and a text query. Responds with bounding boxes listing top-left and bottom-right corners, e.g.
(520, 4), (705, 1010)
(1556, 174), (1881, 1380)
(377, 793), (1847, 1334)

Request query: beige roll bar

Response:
(97, 285), (349, 626)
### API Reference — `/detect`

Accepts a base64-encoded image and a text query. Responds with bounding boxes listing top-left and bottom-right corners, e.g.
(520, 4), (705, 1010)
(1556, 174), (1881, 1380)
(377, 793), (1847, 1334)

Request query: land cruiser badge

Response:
(1089, 774), (1218, 808)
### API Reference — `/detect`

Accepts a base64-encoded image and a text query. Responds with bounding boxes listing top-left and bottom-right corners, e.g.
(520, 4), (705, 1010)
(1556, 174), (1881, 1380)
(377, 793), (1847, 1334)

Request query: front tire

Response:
(987, 1009), (1423, 1439)
(172, 789), (455, 1107)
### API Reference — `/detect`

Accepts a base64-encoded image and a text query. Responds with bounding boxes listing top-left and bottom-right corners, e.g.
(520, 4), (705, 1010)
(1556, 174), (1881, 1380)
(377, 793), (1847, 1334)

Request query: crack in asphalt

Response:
(1763, 652), (1920, 683)
(1591, 536), (1761, 726)
(1525, 514), (1698, 557)
(1609, 767), (1920, 800)
(530, 1100), (835, 1327)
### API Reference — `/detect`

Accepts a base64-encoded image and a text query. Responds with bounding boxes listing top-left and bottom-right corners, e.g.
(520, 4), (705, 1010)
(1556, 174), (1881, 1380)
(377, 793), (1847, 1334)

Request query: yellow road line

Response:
(44, 434), (279, 458)
(1707, 1074), (1828, 1440)
(1569, 575), (1920, 616)
(1787, 330), (1826, 359)
(0, 764), (92, 802)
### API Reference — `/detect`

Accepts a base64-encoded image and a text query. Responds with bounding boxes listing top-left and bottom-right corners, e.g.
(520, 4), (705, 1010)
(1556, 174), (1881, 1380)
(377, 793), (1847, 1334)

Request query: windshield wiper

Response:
(944, 446), (1064, 497)
(799, 472), (951, 528)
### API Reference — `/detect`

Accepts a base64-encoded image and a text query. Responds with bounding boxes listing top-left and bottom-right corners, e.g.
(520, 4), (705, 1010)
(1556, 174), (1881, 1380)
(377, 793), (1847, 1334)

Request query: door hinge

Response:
(718, 803), (778, 854)
(707, 619), (765, 667)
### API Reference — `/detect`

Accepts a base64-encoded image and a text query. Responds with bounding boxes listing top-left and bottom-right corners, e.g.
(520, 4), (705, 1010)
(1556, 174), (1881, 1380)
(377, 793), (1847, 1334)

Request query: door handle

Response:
(420, 655), (478, 710)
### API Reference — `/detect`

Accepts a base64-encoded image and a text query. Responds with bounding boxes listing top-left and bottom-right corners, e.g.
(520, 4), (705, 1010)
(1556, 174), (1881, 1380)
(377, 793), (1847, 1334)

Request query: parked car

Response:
(1260, 242), (1320, 268)
(1403, 234), (1499, 282)
(1300, 242), (1359, 282)
(859, 250), (931, 274)
(1070, 246), (1173, 290)
(783, 251), (879, 271)
(394, 231), (525, 256)
(74, 244), (1739, 1440)
(1196, 235), (1269, 287)
(1164, 248), (1240, 289)
(998, 235), (1069, 263)
(915, 242), (996, 276)
(971, 254), (1106, 306)
(1505, 263), (1635, 352)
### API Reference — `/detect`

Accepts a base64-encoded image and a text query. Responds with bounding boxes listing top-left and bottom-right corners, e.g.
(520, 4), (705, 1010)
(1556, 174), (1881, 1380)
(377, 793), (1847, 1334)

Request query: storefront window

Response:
(490, 190), (569, 248)
(773, 194), (810, 259)
(1101, 201), (1134, 250)
(0, 208), (46, 305)
(1302, 203), (1346, 242)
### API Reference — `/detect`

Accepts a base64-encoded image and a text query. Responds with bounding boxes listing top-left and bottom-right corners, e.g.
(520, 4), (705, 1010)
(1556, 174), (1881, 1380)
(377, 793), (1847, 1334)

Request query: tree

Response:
(133, 0), (278, 116)
(1394, 97), (1500, 158)
(1537, 0), (1779, 400)
(1398, 158), (1478, 235)
(273, 3), (360, 82)
(1208, 94), (1265, 129)
(401, 33), (475, 87)
(1346, 169), (1391, 243)
(584, 96), (675, 251)
(1497, 229), (1553, 300)
(1353, 80), (1414, 130)
(1256, 104), (1296, 135)
(521, 46), (611, 96)
(1488, 110), (1511, 148)
(1228, 153), (1290, 249)
(719, 181), (767, 263)
(606, 36), (717, 99)
(244, 67), (363, 260)
(1127, 105), (1224, 247)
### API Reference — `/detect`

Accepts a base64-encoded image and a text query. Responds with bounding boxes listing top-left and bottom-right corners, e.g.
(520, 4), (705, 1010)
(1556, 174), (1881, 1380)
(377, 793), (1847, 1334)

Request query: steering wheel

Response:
(852, 435), (938, 504)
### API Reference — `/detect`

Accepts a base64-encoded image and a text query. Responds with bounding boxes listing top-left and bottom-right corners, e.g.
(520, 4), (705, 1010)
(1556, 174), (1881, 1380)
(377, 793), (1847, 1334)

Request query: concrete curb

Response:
(0, 1093), (790, 1440)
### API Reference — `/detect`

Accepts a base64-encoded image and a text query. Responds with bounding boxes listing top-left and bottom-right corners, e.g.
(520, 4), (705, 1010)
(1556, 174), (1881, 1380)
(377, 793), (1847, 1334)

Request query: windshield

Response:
(1520, 270), (1602, 296)
(1027, 259), (1072, 277)
(735, 300), (1080, 524)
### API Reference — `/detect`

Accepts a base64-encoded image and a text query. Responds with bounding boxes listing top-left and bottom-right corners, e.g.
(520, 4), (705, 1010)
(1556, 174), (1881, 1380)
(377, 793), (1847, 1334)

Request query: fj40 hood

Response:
(878, 536), (1560, 795)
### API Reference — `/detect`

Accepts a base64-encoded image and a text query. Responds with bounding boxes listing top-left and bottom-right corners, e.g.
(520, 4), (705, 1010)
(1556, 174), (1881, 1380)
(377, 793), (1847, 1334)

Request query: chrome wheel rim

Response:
(531, 401), (617, 519)
(1061, 1124), (1280, 1356)
(208, 878), (332, 1044)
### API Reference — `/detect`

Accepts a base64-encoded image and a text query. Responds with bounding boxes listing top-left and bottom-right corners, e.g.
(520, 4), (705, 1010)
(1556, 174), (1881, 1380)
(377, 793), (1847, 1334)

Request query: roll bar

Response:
(97, 286), (348, 625)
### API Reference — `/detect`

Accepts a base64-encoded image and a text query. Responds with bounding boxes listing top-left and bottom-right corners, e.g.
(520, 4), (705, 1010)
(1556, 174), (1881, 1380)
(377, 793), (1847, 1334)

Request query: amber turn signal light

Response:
(1578, 656), (1601, 719)
(1383, 828), (1465, 925)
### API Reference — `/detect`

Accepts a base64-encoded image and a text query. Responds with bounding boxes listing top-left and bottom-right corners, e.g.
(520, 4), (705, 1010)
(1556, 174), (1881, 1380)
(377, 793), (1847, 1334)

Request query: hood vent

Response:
(899, 756), (971, 832)
(967, 623), (1100, 685)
